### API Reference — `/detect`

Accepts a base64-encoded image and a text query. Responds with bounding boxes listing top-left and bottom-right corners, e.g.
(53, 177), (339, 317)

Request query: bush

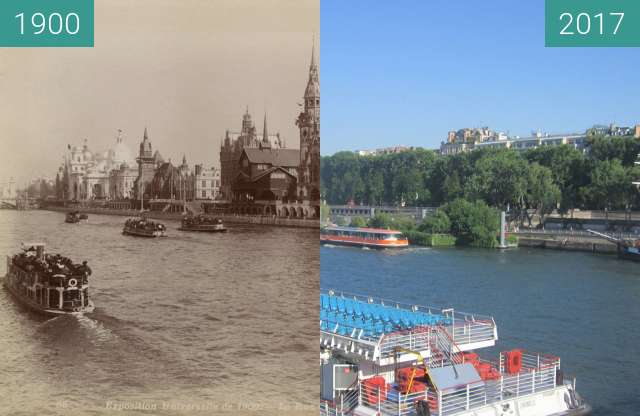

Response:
(404, 230), (456, 247)
(443, 199), (500, 247)
(419, 209), (451, 234)
(350, 216), (367, 227)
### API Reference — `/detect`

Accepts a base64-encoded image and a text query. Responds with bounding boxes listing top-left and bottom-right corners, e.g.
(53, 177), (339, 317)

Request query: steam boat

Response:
(123, 217), (167, 237)
(321, 226), (409, 249)
(3, 243), (94, 315)
(178, 214), (227, 232)
(65, 211), (88, 223)
(320, 290), (590, 416)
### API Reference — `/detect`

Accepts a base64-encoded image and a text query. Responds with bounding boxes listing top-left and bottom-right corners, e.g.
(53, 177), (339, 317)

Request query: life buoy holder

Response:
(68, 278), (78, 287)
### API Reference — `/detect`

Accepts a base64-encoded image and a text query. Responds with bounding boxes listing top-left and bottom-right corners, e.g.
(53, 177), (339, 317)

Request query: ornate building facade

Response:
(220, 110), (285, 200)
(133, 128), (164, 201)
(62, 131), (138, 200)
(296, 42), (321, 214)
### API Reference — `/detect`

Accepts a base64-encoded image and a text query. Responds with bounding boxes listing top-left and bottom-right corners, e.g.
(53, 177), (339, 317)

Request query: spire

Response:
(304, 37), (319, 101)
(310, 33), (316, 71)
(117, 129), (123, 144)
(182, 154), (187, 165)
(143, 126), (148, 141)
(263, 112), (269, 143)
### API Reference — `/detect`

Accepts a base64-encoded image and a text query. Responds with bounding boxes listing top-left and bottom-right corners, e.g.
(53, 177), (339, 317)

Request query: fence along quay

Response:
(320, 290), (590, 416)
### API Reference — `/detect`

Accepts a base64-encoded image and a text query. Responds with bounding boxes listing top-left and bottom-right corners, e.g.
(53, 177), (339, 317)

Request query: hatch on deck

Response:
(429, 363), (483, 391)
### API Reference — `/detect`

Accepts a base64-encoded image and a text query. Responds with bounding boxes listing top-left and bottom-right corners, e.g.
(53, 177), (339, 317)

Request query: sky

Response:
(321, 0), (640, 155)
(0, 0), (319, 185)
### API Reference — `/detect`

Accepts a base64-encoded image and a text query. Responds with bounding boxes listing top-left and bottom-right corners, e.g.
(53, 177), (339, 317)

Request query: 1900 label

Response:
(0, 0), (93, 47)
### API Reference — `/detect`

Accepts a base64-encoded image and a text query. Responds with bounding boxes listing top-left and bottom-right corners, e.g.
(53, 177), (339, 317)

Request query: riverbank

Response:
(516, 231), (618, 254)
(41, 206), (319, 229)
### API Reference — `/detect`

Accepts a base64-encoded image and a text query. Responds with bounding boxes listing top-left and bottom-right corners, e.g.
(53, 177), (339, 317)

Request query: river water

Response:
(0, 210), (318, 416)
(321, 245), (640, 416)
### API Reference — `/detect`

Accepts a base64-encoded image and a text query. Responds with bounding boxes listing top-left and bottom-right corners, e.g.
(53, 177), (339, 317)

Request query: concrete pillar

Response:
(500, 211), (507, 248)
(58, 288), (63, 309)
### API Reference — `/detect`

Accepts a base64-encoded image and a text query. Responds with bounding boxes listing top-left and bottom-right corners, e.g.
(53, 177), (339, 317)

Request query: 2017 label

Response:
(545, 0), (640, 47)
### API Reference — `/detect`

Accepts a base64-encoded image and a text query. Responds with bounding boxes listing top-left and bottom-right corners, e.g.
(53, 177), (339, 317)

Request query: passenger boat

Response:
(123, 217), (167, 237)
(320, 290), (590, 416)
(178, 214), (227, 232)
(65, 211), (88, 223)
(321, 226), (409, 249)
(3, 243), (94, 315)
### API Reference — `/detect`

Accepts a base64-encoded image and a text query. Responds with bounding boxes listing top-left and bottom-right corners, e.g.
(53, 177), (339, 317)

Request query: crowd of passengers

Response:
(182, 214), (222, 226)
(125, 218), (166, 231)
(12, 248), (92, 284)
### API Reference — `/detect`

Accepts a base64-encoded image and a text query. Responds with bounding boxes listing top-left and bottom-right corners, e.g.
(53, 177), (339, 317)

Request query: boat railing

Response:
(358, 380), (430, 416)
(351, 351), (561, 416)
(379, 328), (432, 356)
(450, 319), (496, 345)
(436, 352), (560, 416)
(320, 380), (359, 416)
(324, 290), (495, 324)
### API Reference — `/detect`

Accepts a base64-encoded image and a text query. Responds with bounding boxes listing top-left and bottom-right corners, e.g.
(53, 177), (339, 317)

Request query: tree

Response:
(418, 209), (451, 234)
(320, 201), (330, 224)
(523, 163), (561, 227)
(444, 199), (500, 247)
(583, 159), (634, 210)
(369, 212), (392, 228)
(350, 216), (367, 227)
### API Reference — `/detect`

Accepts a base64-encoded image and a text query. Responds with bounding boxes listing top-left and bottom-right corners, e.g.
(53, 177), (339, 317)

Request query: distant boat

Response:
(320, 226), (409, 249)
(123, 217), (167, 238)
(178, 215), (227, 232)
(65, 211), (88, 224)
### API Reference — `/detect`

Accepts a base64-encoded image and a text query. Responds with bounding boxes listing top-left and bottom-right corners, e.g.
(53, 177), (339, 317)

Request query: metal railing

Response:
(334, 350), (561, 416)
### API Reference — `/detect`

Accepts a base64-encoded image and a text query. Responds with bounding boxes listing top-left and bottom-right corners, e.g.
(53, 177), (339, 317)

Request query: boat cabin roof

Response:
(324, 226), (404, 235)
(21, 242), (45, 250)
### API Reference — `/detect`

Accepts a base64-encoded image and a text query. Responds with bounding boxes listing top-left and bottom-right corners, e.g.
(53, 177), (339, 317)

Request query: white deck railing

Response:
(347, 351), (561, 416)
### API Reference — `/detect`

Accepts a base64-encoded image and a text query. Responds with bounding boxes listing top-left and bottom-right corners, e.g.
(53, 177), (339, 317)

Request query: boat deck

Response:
(320, 291), (497, 362)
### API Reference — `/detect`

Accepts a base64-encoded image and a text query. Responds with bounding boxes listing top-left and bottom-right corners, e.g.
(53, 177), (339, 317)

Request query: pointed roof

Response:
(305, 38), (319, 99)
(310, 34), (316, 70)
(262, 113), (269, 143)
(143, 126), (148, 140)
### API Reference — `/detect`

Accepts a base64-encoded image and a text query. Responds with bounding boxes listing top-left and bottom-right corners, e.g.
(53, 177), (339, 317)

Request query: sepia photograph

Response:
(1, 1), (319, 415)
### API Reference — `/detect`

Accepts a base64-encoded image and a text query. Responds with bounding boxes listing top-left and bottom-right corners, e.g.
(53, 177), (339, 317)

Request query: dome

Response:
(110, 139), (136, 167)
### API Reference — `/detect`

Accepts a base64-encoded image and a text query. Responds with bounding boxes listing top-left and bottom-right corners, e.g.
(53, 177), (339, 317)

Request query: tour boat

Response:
(65, 211), (88, 223)
(321, 226), (409, 248)
(123, 217), (167, 237)
(3, 243), (94, 315)
(320, 290), (591, 416)
(178, 215), (227, 232)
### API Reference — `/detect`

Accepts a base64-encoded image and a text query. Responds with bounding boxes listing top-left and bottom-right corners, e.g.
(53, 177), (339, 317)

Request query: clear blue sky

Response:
(321, 0), (640, 155)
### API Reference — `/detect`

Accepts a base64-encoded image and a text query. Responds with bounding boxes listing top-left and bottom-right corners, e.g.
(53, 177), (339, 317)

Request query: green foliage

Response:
(335, 216), (348, 226)
(368, 212), (392, 228)
(404, 230), (456, 247)
(350, 216), (368, 227)
(443, 199), (500, 247)
(418, 209), (451, 234)
(321, 137), (640, 212)
(320, 201), (330, 224)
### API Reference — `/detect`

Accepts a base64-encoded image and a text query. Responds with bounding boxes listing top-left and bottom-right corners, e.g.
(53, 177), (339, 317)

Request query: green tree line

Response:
(321, 135), (640, 225)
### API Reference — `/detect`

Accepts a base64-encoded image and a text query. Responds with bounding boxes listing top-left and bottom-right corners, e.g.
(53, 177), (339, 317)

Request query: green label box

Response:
(546, 0), (640, 47)
(0, 0), (94, 47)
